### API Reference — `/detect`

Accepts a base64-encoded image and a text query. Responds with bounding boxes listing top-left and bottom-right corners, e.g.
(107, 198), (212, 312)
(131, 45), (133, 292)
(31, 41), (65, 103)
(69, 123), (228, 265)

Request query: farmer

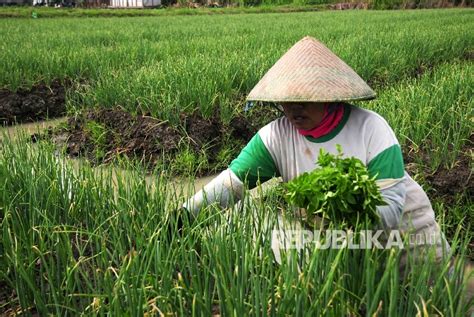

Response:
(182, 36), (451, 268)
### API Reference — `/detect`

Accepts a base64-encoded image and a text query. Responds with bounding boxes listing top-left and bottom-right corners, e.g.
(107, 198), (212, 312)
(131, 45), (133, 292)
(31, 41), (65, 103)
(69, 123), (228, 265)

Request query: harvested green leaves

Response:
(284, 145), (385, 226)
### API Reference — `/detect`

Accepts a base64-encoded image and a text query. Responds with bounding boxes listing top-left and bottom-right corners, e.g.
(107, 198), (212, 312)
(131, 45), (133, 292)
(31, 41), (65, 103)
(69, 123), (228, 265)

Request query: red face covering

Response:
(296, 103), (345, 138)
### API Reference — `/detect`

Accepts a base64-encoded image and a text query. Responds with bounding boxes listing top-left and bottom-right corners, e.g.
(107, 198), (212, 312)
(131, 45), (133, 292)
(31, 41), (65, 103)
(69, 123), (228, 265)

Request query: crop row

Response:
(53, 61), (470, 175)
(366, 61), (473, 171)
(0, 9), (472, 123)
(0, 137), (472, 316)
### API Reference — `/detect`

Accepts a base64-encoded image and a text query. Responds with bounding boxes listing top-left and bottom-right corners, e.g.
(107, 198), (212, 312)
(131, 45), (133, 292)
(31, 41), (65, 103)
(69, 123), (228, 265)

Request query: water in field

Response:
(0, 117), (66, 140)
(2, 119), (283, 199)
(0, 119), (246, 198)
(2, 119), (473, 316)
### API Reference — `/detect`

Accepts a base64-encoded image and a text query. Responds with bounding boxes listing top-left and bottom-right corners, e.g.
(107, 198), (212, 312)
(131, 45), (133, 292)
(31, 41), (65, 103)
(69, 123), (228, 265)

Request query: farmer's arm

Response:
(366, 117), (407, 230)
(376, 180), (406, 230)
(183, 133), (279, 215)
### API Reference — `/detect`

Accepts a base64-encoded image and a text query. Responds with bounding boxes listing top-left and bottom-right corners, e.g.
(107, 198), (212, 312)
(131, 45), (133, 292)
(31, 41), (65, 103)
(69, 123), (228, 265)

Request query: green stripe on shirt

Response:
(229, 133), (279, 189)
(368, 144), (404, 180)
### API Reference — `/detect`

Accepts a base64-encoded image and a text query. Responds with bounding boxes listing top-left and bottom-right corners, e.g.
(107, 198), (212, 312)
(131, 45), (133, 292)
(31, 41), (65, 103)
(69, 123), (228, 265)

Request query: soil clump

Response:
(0, 80), (67, 125)
(404, 135), (473, 205)
(35, 107), (472, 205)
(44, 108), (260, 175)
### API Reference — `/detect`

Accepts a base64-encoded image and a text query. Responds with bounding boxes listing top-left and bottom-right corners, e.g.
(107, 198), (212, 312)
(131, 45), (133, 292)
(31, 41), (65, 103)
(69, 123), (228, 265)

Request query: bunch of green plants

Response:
(285, 146), (385, 226)
(0, 135), (473, 315)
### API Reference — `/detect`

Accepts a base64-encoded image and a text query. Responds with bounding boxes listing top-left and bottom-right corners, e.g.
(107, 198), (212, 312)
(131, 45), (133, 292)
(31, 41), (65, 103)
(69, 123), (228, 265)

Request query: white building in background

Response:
(0, 0), (30, 4)
(110, 0), (160, 7)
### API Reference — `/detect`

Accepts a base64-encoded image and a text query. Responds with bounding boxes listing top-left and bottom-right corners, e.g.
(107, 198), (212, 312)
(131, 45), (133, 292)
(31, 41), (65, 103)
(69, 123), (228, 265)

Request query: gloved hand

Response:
(183, 169), (244, 215)
(376, 180), (406, 231)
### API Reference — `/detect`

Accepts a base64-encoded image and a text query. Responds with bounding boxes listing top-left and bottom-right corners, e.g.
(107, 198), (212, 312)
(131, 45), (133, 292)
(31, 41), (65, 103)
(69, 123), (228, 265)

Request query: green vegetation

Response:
(0, 10), (471, 112)
(0, 0), (469, 18)
(84, 120), (108, 160)
(0, 137), (472, 315)
(0, 9), (472, 315)
(0, 9), (472, 172)
(367, 62), (473, 171)
(0, 4), (325, 19)
(285, 147), (384, 225)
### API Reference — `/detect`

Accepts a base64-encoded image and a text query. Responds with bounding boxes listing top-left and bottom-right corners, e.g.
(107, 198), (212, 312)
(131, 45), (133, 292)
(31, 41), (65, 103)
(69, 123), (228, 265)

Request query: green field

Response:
(1, 137), (472, 316)
(1, 9), (472, 170)
(0, 9), (473, 315)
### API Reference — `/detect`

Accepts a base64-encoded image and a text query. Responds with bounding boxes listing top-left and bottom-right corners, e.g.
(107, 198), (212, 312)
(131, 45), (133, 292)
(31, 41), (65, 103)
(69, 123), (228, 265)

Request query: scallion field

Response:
(0, 8), (473, 316)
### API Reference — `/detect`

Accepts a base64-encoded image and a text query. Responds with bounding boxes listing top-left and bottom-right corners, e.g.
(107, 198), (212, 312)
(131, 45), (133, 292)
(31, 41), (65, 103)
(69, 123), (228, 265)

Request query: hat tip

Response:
(301, 35), (318, 42)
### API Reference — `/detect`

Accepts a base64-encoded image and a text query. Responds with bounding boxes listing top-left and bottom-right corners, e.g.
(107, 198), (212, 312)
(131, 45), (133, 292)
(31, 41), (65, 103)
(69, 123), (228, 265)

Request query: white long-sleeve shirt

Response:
(185, 104), (450, 257)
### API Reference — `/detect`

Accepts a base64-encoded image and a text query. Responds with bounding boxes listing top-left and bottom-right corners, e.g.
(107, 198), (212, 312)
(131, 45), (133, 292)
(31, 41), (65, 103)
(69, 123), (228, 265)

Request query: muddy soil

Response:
(61, 108), (180, 162)
(0, 80), (67, 125)
(0, 281), (25, 316)
(404, 136), (473, 258)
(43, 108), (261, 175)
(38, 105), (472, 198)
(404, 136), (473, 205)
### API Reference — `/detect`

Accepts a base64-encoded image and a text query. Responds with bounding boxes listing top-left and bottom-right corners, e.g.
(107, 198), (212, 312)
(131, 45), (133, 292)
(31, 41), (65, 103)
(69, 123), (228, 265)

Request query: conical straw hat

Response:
(247, 36), (376, 103)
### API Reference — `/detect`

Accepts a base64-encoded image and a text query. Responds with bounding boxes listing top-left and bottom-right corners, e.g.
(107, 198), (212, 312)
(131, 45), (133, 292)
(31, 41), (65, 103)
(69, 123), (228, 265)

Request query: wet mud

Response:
(42, 108), (260, 174)
(0, 80), (67, 125)
(404, 136), (473, 205)
(27, 105), (472, 202)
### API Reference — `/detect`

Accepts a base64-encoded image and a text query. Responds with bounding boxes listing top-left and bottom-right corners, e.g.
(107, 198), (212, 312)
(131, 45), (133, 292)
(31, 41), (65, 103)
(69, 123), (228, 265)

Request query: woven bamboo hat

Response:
(246, 36), (376, 103)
